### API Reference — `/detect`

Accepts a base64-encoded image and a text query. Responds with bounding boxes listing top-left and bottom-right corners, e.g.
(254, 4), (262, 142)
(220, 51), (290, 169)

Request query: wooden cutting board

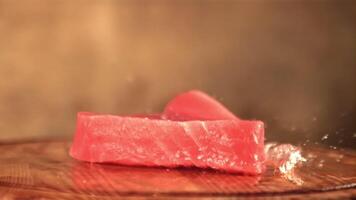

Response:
(0, 142), (355, 199)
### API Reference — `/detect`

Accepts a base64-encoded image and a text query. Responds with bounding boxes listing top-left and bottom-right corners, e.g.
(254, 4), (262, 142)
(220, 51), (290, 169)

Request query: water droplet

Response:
(336, 155), (344, 162)
(283, 172), (304, 186)
(329, 146), (337, 150)
(302, 139), (310, 146)
(321, 134), (328, 141)
(318, 160), (325, 168)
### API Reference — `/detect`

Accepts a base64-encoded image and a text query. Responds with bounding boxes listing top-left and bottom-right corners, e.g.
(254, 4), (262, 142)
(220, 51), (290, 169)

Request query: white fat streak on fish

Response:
(201, 121), (210, 136)
(252, 124), (261, 162)
(200, 122), (219, 163)
(199, 122), (212, 158)
(179, 123), (195, 162)
(161, 124), (183, 165)
(178, 122), (204, 167)
(199, 121), (220, 168)
(253, 133), (259, 144)
(256, 122), (264, 144)
(164, 122), (191, 164)
(146, 121), (174, 165)
(157, 122), (181, 163)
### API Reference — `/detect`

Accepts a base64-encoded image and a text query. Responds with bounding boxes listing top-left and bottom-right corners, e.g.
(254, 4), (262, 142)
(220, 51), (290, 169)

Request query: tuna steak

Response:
(163, 90), (238, 120)
(70, 113), (264, 174)
(70, 90), (265, 174)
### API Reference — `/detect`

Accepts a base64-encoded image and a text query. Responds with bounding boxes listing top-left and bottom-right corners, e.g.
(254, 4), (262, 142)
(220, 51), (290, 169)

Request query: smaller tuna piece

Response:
(163, 90), (238, 121)
(70, 90), (265, 174)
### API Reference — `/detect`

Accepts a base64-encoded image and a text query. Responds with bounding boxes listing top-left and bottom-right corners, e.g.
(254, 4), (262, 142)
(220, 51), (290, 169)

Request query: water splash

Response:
(321, 134), (329, 141)
(265, 143), (306, 185)
(329, 145), (337, 150)
(302, 139), (310, 146)
(336, 154), (344, 162)
(317, 160), (325, 168)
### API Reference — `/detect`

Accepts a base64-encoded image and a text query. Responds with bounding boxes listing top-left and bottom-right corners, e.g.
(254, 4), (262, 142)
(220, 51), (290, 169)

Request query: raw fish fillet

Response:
(163, 90), (238, 120)
(70, 90), (265, 174)
(70, 112), (264, 174)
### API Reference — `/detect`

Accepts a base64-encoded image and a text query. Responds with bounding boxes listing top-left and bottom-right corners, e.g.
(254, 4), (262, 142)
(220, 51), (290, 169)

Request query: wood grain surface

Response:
(0, 142), (355, 199)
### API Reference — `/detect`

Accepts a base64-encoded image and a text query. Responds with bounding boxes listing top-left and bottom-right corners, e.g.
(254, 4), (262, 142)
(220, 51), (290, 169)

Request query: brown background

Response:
(0, 0), (355, 148)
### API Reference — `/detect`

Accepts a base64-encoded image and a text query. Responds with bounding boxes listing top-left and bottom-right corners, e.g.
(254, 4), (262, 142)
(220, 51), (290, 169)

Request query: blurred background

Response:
(0, 0), (355, 149)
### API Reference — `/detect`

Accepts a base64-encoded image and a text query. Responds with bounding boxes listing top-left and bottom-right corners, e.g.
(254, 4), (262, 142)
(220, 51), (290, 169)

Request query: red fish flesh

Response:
(70, 90), (265, 174)
(163, 90), (238, 120)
